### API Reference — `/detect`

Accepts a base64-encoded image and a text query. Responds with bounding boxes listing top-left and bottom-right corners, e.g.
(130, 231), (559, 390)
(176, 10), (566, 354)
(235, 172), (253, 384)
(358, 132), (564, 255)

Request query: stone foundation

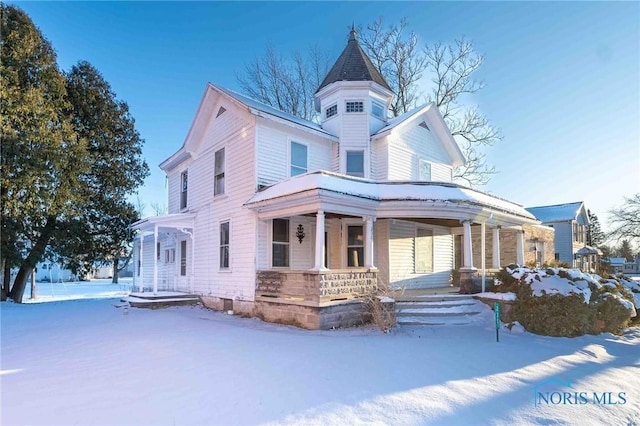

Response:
(200, 295), (373, 330)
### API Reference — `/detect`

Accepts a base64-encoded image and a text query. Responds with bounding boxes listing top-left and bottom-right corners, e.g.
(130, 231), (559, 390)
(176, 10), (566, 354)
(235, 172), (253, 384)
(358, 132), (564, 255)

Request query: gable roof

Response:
(316, 28), (392, 94)
(525, 202), (587, 223)
(371, 103), (466, 167)
(215, 85), (337, 139)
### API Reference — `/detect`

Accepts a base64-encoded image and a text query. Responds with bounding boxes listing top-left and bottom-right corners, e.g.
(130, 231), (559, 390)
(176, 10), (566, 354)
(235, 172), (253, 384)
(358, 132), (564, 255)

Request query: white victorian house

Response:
(132, 29), (538, 329)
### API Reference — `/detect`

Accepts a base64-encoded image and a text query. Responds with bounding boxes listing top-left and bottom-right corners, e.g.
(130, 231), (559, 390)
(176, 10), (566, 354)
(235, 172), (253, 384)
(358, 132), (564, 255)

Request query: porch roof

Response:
(244, 171), (538, 226)
(131, 213), (196, 233)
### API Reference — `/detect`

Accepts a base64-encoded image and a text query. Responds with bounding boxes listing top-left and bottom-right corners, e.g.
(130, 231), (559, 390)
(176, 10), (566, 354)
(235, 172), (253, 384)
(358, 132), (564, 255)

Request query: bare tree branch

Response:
(608, 194), (640, 244)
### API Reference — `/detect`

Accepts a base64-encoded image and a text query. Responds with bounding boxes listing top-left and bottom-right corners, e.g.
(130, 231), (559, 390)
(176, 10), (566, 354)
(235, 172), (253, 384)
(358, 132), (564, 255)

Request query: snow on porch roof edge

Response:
(244, 171), (537, 221)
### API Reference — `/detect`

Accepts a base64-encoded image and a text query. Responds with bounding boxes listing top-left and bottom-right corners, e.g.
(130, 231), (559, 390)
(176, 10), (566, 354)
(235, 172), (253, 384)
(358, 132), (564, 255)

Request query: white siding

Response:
(388, 220), (453, 289)
(547, 221), (574, 265)
(256, 120), (334, 188)
(371, 139), (388, 180)
(385, 122), (454, 182)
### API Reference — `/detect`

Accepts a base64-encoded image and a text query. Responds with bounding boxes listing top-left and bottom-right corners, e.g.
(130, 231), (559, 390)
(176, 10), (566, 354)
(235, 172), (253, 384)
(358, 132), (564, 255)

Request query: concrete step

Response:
(396, 306), (482, 316)
(393, 294), (474, 303)
(397, 315), (476, 326)
(395, 300), (477, 309)
(124, 295), (200, 309)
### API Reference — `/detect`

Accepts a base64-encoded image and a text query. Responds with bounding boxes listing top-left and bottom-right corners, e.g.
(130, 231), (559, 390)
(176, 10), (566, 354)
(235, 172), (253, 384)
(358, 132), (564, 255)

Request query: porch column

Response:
(139, 232), (144, 292)
(481, 222), (486, 292)
(190, 230), (195, 293)
(313, 210), (327, 270)
(516, 229), (525, 266)
(492, 226), (501, 269)
(365, 216), (375, 269)
(153, 224), (158, 295)
(461, 220), (475, 270)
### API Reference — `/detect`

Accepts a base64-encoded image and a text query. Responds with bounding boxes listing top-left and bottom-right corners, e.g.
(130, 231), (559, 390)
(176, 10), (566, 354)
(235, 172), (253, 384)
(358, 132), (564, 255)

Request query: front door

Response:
(177, 239), (189, 292)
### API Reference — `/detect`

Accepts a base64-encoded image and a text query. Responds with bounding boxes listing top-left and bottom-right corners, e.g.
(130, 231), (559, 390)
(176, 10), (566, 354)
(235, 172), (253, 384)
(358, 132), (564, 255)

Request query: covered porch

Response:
(245, 171), (538, 301)
(131, 213), (196, 295)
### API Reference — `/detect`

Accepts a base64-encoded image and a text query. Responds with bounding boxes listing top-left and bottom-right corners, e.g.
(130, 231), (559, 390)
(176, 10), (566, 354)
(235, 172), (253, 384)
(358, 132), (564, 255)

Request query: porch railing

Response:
(256, 269), (378, 305)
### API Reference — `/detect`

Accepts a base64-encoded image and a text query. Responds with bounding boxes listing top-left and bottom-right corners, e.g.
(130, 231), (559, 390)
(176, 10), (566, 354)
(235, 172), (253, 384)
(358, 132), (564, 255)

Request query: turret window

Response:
(371, 101), (385, 119)
(325, 104), (337, 119)
(345, 101), (364, 113)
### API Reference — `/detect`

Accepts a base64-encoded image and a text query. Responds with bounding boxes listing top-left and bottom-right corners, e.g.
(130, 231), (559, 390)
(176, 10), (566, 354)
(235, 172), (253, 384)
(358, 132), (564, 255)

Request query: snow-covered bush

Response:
(493, 266), (637, 336)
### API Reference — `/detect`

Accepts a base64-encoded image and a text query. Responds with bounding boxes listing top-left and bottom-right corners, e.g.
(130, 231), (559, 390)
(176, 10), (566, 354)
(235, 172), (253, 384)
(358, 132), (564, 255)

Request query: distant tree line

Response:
(1, 5), (149, 302)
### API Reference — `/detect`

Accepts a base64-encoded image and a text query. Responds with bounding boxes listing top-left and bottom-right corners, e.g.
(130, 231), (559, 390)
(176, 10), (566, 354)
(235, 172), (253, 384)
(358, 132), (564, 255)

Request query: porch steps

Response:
(123, 292), (200, 309)
(395, 294), (486, 326)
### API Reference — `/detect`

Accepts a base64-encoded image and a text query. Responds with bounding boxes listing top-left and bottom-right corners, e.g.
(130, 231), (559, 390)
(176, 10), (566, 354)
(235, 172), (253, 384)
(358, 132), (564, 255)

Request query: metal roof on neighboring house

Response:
(316, 27), (392, 93)
(525, 201), (585, 223)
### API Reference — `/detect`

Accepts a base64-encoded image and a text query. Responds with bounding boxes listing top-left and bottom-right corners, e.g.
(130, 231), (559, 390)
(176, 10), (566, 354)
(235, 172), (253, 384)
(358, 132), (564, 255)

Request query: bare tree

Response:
(361, 20), (500, 185)
(359, 18), (428, 117)
(236, 19), (502, 185)
(236, 44), (329, 122)
(608, 194), (640, 244)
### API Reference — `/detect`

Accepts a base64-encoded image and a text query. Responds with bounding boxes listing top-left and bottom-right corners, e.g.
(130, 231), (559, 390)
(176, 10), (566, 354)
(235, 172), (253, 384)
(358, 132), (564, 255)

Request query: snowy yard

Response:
(2, 293), (639, 426)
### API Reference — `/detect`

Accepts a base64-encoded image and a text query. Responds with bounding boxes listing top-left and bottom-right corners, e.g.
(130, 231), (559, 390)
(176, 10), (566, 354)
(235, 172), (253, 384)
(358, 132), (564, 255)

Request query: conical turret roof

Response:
(316, 26), (392, 93)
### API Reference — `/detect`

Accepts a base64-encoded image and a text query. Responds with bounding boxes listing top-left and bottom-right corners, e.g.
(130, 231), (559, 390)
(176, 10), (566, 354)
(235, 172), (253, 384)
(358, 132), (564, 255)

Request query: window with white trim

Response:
(325, 104), (337, 119)
(346, 151), (365, 177)
(371, 100), (385, 119)
(347, 225), (364, 267)
(345, 101), (363, 113)
(214, 148), (225, 195)
(419, 160), (432, 181)
(415, 228), (434, 273)
(220, 221), (230, 269)
(272, 219), (290, 268)
(180, 171), (188, 210)
(290, 141), (307, 177)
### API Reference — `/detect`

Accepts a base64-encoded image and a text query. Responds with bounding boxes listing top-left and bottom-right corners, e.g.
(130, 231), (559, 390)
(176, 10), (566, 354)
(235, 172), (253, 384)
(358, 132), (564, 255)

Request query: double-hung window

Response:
(272, 219), (290, 267)
(214, 148), (225, 196)
(180, 171), (188, 210)
(290, 142), (307, 177)
(220, 221), (230, 269)
(347, 225), (364, 267)
(346, 151), (364, 177)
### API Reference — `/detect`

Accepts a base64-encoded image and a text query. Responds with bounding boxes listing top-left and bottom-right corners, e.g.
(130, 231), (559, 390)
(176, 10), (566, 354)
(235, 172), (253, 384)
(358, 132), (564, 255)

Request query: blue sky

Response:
(14, 1), (640, 231)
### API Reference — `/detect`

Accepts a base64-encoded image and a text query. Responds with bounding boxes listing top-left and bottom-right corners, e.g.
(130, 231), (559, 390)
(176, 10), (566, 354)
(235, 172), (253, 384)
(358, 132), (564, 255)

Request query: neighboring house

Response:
(34, 262), (76, 282)
(132, 28), (539, 329)
(525, 202), (594, 269)
(609, 257), (627, 273)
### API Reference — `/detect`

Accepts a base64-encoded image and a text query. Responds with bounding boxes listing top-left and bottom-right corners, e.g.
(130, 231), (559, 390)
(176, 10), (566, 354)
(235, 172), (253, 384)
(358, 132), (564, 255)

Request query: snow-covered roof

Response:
(245, 171), (536, 221)
(131, 213), (196, 232)
(577, 246), (603, 256)
(609, 257), (626, 266)
(215, 85), (337, 139)
(525, 202), (585, 223)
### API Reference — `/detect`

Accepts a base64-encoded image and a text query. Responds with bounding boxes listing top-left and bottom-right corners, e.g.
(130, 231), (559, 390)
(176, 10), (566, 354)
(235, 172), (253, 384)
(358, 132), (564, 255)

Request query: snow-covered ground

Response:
(2, 295), (639, 425)
(20, 278), (132, 304)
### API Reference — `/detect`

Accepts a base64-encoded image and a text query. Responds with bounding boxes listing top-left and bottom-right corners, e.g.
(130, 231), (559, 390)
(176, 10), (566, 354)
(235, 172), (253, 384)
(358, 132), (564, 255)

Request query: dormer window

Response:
(371, 100), (385, 119)
(345, 101), (364, 113)
(325, 104), (337, 119)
